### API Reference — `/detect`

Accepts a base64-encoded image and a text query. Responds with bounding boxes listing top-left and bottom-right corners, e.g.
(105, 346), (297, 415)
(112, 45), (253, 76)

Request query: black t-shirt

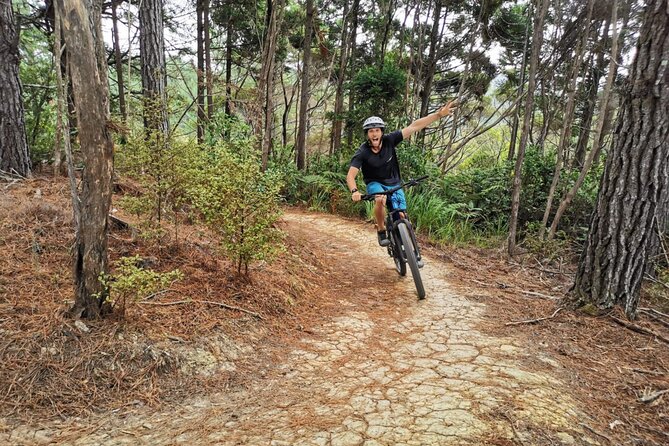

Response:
(350, 130), (404, 185)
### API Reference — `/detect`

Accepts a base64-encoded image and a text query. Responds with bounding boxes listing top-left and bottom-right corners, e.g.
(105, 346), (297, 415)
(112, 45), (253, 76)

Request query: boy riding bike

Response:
(346, 101), (457, 246)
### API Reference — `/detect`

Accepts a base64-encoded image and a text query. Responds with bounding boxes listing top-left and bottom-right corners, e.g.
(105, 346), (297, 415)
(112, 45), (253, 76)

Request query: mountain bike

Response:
(361, 175), (427, 299)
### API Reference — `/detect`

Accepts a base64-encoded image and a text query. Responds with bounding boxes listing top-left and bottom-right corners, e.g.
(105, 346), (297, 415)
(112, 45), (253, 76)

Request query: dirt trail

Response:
(4, 210), (601, 445)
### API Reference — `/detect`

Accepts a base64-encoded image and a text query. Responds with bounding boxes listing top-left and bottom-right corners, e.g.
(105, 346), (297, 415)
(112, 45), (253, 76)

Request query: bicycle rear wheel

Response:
(398, 222), (425, 299)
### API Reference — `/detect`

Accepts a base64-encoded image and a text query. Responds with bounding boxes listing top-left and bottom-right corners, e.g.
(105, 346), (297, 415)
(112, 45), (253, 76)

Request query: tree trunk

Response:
(53, 11), (64, 176)
(295, 0), (314, 171)
(573, 16), (610, 169)
(548, 0), (621, 239)
(259, 0), (286, 170)
(572, 0), (669, 319)
(378, 0), (395, 67)
(53, 9), (79, 222)
(441, 5), (485, 165)
(539, 0), (595, 239)
(196, 0), (205, 143)
(0, 0), (30, 177)
(345, 0), (360, 148)
(204, 0), (213, 122)
(417, 0), (443, 146)
(56, 0), (115, 318)
(111, 0), (126, 122)
(507, 0), (550, 256)
(508, 1), (532, 161)
(139, 0), (168, 136)
(330, 0), (350, 155)
(224, 0), (233, 117)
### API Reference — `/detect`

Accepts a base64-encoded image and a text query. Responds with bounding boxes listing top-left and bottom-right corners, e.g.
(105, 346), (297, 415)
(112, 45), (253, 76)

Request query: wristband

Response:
(351, 188), (358, 193)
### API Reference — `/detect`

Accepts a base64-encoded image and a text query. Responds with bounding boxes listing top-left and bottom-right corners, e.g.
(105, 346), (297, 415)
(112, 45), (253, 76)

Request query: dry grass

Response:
(0, 176), (339, 422)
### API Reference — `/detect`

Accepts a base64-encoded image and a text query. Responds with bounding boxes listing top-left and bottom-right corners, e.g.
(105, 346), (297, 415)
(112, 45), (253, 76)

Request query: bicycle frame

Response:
(361, 176), (427, 298)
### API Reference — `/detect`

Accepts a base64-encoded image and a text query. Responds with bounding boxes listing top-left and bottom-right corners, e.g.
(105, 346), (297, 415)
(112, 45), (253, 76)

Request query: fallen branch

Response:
(142, 289), (178, 301)
(639, 388), (669, 404)
(3, 179), (19, 189)
(609, 316), (669, 345)
(140, 298), (263, 319)
(509, 260), (574, 276)
(0, 168), (28, 181)
(506, 307), (563, 326)
(644, 273), (669, 290)
(640, 309), (669, 330)
(623, 367), (666, 376)
(580, 423), (613, 444)
(640, 307), (669, 319)
(521, 290), (560, 300)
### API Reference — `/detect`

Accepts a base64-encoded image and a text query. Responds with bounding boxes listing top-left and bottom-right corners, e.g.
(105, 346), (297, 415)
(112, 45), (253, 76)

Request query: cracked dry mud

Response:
(5, 210), (600, 445)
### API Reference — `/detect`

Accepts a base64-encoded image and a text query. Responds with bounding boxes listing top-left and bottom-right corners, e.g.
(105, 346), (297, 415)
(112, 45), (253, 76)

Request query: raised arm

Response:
(401, 100), (458, 140)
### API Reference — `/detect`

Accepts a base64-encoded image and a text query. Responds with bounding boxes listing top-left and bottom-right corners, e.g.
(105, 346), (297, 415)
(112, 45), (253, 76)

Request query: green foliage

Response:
(19, 25), (56, 165)
(522, 221), (574, 262)
(350, 62), (406, 128)
(517, 146), (555, 224)
(277, 153), (363, 218)
(100, 256), (183, 310)
(186, 132), (284, 275)
(440, 153), (512, 227)
(115, 125), (198, 242)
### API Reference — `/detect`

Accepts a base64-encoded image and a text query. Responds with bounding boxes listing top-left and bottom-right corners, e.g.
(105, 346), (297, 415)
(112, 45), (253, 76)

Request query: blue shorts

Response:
(366, 182), (406, 211)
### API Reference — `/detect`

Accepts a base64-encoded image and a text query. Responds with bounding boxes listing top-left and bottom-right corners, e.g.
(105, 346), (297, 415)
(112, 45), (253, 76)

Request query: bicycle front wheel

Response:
(390, 229), (406, 276)
(398, 222), (425, 299)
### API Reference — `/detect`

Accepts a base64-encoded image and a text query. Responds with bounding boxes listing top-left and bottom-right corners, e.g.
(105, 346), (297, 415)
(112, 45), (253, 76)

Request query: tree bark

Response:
(572, 0), (669, 319)
(56, 0), (115, 318)
(507, 0), (550, 256)
(0, 0), (31, 177)
(295, 0), (314, 171)
(139, 0), (168, 136)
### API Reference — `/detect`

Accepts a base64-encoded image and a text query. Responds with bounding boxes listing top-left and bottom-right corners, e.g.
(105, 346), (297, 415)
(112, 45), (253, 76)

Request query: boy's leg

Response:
(366, 182), (390, 247)
(374, 196), (386, 230)
(366, 182), (387, 231)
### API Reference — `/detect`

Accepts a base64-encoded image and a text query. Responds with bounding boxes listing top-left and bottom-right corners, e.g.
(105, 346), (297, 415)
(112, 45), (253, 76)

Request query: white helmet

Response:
(362, 116), (386, 131)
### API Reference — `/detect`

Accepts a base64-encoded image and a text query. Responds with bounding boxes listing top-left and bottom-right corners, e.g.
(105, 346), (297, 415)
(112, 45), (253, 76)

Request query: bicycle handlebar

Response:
(360, 175), (429, 201)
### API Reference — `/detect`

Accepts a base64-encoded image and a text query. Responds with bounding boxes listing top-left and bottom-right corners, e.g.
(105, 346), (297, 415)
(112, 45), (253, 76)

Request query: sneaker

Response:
(377, 231), (390, 247)
(417, 258), (425, 268)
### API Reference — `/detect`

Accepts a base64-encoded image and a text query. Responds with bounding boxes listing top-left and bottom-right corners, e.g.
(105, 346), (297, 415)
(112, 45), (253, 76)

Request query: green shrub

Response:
(100, 256), (183, 312)
(115, 129), (198, 243)
(187, 133), (284, 275)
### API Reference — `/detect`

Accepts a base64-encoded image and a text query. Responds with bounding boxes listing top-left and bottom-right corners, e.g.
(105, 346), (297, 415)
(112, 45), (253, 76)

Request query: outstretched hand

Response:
(437, 100), (458, 118)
